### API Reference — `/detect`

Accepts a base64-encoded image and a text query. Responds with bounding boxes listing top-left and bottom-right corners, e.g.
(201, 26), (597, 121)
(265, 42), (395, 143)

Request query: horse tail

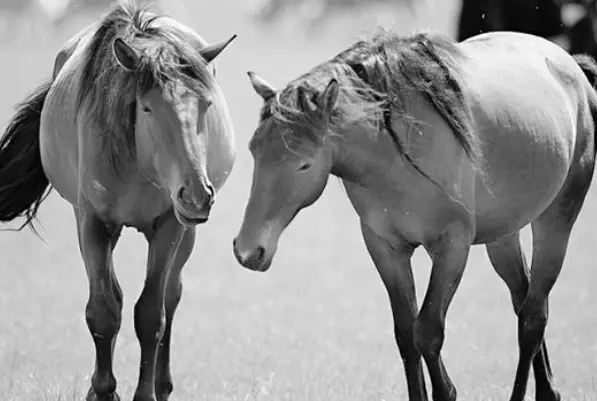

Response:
(573, 54), (597, 173)
(573, 53), (597, 86)
(0, 80), (53, 233)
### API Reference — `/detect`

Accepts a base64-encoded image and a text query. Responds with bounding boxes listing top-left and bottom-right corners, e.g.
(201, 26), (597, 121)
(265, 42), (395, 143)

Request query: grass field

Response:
(0, 1), (597, 400)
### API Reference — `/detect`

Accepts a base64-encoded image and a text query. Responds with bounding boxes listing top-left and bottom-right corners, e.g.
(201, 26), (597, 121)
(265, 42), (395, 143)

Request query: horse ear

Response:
(317, 79), (340, 114)
(297, 87), (317, 113)
(247, 71), (276, 101)
(200, 34), (238, 64)
(113, 38), (140, 71)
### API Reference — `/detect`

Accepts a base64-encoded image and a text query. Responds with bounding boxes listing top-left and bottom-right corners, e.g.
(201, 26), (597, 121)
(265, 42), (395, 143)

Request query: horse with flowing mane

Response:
(0, 1), (236, 400)
(234, 29), (597, 401)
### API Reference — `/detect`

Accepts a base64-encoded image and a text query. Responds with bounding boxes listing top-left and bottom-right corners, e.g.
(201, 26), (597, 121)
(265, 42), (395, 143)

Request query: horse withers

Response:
(233, 30), (597, 401)
(0, 1), (236, 400)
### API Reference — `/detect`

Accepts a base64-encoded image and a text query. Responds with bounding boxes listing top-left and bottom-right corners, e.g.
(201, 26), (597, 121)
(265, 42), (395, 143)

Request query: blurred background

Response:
(1, 1), (597, 400)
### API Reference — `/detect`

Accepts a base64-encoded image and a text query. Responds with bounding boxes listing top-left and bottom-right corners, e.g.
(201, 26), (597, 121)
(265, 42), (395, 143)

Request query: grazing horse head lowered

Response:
(234, 29), (597, 401)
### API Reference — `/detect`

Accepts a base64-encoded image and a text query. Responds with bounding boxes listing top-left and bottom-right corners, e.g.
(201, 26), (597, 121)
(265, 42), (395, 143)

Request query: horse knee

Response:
(91, 370), (117, 397)
(85, 296), (121, 338)
(165, 281), (182, 314)
(413, 316), (444, 359)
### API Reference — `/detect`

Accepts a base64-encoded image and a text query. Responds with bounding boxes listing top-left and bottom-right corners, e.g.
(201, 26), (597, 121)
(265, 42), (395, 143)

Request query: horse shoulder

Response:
(391, 94), (477, 218)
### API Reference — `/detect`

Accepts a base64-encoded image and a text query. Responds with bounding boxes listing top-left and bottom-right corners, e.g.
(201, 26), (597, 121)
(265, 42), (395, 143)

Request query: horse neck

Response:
(330, 123), (401, 187)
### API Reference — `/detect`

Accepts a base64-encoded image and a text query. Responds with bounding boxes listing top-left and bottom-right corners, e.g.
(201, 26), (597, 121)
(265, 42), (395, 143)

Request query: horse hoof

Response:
(535, 390), (561, 401)
(86, 387), (121, 401)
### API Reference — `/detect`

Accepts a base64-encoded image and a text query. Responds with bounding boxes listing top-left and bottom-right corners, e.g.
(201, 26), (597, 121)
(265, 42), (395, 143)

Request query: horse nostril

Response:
(253, 246), (265, 266)
(177, 186), (190, 205)
(204, 193), (215, 208)
(207, 182), (215, 197)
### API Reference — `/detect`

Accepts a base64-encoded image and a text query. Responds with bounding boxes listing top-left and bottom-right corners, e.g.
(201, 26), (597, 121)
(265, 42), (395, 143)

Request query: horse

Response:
(0, 1), (236, 400)
(232, 29), (597, 401)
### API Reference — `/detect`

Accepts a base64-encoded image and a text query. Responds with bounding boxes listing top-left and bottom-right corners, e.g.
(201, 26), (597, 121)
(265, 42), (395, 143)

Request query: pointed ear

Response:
(113, 37), (140, 71)
(317, 79), (340, 114)
(247, 71), (276, 101)
(200, 34), (238, 63)
(297, 86), (317, 113)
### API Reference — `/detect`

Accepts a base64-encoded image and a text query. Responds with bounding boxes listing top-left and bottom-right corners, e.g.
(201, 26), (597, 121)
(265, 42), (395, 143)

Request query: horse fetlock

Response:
(535, 387), (561, 401)
(432, 383), (457, 401)
(87, 376), (119, 401)
(156, 379), (174, 401)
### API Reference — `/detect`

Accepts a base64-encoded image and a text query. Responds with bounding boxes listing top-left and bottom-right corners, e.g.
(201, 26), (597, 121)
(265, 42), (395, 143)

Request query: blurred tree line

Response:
(1, 0), (596, 58)
(247, 0), (416, 26)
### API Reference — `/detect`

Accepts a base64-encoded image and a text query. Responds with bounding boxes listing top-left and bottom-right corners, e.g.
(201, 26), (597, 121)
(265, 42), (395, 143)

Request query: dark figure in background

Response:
(568, 0), (597, 57)
(457, 0), (597, 61)
(457, 0), (564, 42)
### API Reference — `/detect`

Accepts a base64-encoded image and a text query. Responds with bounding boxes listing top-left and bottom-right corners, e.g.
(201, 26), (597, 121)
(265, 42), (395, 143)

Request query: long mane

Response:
(75, 0), (221, 176)
(260, 29), (482, 172)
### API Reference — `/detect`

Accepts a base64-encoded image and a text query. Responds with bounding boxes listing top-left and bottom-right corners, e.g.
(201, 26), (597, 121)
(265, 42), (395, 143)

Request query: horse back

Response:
(458, 32), (595, 242)
(40, 24), (98, 205)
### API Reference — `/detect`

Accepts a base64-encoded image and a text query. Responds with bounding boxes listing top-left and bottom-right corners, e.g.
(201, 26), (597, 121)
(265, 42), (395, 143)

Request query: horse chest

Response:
(342, 181), (431, 245)
(86, 180), (170, 228)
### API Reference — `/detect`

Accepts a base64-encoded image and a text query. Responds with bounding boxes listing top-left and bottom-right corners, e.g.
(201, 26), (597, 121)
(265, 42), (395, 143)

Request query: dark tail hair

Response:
(574, 54), (597, 86)
(0, 80), (53, 233)
(574, 54), (597, 163)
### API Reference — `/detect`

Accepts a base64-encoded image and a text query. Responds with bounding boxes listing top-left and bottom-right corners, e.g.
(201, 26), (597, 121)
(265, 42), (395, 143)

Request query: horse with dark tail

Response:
(0, 80), (53, 232)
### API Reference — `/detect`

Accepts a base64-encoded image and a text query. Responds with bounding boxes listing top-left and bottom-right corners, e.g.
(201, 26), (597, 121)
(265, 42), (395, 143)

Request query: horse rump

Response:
(0, 80), (53, 231)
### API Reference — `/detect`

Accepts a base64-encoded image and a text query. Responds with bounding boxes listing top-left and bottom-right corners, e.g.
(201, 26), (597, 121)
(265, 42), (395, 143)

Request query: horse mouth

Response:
(174, 207), (209, 226)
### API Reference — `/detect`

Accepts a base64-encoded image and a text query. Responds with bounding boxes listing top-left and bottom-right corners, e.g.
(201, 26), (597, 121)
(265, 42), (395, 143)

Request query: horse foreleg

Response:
(360, 222), (428, 401)
(154, 227), (196, 401)
(486, 232), (560, 401)
(415, 224), (472, 401)
(132, 212), (188, 401)
(76, 208), (123, 401)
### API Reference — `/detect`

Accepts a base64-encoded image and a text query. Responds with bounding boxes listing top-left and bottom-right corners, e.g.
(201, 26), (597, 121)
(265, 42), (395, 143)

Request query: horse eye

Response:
(298, 162), (312, 172)
(142, 105), (151, 113)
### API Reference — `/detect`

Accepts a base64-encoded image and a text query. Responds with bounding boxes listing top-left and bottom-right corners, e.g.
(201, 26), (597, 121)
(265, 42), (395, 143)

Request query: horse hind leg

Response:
(508, 154), (594, 401)
(486, 232), (560, 401)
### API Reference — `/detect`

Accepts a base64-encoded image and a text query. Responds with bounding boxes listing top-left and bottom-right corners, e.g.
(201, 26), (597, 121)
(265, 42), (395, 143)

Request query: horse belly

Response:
(472, 97), (577, 243)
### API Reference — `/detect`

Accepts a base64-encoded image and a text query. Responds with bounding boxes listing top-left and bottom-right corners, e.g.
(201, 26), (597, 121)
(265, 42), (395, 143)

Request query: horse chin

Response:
(174, 207), (209, 226)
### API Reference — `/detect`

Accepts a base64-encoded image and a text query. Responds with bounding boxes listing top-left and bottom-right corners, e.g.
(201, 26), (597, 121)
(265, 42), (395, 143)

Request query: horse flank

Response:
(75, 0), (219, 176)
(259, 29), (482, 171)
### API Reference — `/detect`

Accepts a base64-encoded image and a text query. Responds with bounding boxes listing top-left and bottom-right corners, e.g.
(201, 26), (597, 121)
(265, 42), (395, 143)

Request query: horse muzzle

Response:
(232, 237), (272, 272)
(172, 181), (215, 226)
